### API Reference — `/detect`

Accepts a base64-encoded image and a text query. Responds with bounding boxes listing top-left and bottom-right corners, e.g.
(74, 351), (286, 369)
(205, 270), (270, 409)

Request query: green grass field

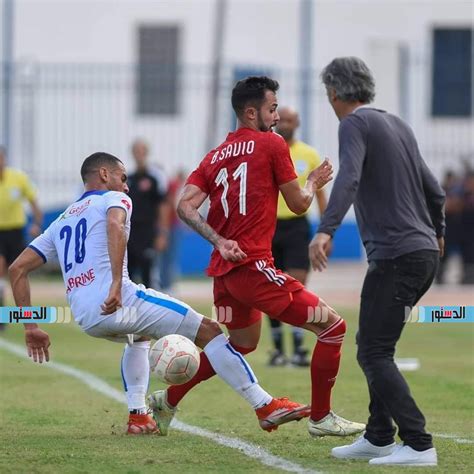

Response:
(1, 292), (473, 473)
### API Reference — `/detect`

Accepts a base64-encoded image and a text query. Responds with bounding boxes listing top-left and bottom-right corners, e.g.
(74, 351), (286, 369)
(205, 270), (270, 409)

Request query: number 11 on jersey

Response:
(215, 162), (247, 218)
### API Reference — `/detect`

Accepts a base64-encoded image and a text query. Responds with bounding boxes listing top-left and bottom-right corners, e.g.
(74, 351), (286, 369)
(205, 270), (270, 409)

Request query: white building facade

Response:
(1, 0), (472, 208)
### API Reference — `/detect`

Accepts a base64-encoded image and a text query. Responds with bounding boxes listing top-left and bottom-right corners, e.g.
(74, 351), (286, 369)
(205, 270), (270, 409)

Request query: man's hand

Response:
(25, 327), (51, 363)
(309, 232), (332, 271)
(437, 237), (445, 258)
(216, 239), (247, 262)
(307, 158), (334, 191)
(101, 281), (122, 315)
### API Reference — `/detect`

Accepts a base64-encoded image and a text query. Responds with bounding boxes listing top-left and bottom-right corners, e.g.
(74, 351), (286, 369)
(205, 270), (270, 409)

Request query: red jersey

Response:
(187, 128), (297, 276)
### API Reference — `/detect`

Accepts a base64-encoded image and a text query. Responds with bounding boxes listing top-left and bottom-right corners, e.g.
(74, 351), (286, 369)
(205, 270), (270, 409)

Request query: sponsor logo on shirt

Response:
(66, 268), (95, 293)
(67, 199), (91, 218)
(121, 199), (131, 210)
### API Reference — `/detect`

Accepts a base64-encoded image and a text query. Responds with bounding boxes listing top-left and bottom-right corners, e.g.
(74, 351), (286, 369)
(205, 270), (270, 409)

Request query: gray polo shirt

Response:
(318, 107), (445, 260)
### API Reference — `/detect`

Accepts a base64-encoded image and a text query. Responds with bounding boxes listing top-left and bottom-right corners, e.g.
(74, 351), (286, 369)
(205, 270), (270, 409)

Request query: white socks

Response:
(121, 340), (150, 412)
(204, 333), (272, 409)
(120, 335), (272, 412)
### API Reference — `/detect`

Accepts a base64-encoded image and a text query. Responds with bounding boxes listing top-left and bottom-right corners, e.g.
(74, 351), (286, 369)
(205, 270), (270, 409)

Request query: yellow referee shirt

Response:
(0, 167), (36, 230)
(277, 140), (321, 219)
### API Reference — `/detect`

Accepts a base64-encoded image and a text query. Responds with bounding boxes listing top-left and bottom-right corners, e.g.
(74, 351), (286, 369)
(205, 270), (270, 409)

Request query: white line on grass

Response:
(432, 433), (474, 444)
(0, 338), (317, 474)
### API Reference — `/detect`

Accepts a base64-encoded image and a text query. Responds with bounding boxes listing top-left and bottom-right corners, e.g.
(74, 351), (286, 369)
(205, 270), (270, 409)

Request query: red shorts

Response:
(213, 258), (319, 330)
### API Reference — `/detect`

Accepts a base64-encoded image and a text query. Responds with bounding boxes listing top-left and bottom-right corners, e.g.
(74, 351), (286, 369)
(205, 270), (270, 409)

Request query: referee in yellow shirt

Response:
(268, 107), (329, 367)
(0, 146), (42, 315)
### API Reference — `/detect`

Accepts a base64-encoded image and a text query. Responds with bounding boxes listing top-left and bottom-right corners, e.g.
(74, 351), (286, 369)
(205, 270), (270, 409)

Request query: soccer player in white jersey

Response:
(8, 152), (311, 435)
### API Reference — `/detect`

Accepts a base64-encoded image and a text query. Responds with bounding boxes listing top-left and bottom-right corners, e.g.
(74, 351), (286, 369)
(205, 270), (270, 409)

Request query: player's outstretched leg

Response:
(148, 340), (256, 435)
(278, 289), (365, 437)
(149, 317), (310, 434)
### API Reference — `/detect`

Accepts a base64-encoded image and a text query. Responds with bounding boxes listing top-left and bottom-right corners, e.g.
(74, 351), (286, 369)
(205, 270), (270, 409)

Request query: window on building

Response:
(432, 28), (472, 117)
(137, 25), (180, 115)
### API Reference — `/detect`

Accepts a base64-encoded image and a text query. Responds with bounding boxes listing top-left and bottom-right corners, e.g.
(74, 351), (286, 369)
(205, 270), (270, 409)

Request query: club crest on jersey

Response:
(66, 268), (96, 293)
(211, 140), (255, 164)
(67, 199), (91, 218)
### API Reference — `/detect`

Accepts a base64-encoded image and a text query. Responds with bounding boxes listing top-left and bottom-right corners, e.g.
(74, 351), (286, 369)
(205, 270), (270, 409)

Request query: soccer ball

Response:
(149, 334), (200, 385)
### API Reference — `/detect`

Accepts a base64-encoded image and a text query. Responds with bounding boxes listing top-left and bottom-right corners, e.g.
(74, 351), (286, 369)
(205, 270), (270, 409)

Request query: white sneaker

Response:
(369, 445), (438, 466)
(308, 411), (366, 437)
(332, 435), (397, 459)
(147, 390), (177, 436)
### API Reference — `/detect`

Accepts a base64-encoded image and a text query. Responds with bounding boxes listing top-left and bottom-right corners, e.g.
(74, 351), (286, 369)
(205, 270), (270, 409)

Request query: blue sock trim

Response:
(225, 343), (256, 384)
(120, 347), (128, 392)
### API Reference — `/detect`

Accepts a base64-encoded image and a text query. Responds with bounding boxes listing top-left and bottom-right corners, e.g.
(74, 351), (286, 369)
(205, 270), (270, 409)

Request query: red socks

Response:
(311, 318), (346, 421)
(166, 343), (255, 408)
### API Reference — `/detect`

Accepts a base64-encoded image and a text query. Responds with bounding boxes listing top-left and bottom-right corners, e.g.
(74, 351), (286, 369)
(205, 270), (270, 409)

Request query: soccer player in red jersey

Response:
(148, 76), (365, 437)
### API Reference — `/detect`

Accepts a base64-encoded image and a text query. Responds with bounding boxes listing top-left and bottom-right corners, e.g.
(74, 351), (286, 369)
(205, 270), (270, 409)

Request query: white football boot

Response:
(147, 390), (177, 436)
(308, 411), (366, 437)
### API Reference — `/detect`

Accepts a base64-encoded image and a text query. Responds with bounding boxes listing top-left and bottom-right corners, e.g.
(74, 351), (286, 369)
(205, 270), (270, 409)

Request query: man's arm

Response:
(177, 184), (247, 262)
(28, 198), (43, 238)
(310, 116), (367, 271)
(279, 159), (333, 215)
(8, 248), (50, 363)
(101, 207), (127, 315)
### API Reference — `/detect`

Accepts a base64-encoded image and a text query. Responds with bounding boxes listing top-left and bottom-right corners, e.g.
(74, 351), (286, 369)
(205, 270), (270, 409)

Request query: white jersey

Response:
(29, 190), (137, 330)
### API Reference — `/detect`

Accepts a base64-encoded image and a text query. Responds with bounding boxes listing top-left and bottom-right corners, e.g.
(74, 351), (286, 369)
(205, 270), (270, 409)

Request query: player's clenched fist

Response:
(216, 238), (247, 262)
(101, 281), (123, 315)
(308, 158), (333, 190)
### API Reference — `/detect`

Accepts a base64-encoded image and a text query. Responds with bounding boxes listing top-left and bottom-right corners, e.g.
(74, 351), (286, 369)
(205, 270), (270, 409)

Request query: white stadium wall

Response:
(2, 0), (472, 209)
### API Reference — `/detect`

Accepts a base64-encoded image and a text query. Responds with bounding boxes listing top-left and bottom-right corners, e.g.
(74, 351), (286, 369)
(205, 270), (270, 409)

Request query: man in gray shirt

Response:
(310, 57), (445, 467)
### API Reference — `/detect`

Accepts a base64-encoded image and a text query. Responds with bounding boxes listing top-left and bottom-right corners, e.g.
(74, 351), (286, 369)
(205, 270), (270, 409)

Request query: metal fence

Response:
(1, 58), (473, 209)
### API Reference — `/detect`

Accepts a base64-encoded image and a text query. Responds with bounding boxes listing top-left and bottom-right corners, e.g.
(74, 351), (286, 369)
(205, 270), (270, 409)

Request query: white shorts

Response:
(84, 285), (203, 343)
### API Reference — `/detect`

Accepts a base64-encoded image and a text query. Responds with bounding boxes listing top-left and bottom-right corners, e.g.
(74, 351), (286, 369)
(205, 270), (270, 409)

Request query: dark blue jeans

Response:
(357, 249), (439, 451)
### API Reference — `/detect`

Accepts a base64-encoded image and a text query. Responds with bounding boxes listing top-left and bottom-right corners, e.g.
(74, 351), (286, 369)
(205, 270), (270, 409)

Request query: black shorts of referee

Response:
(0, 228), (26, 265)
(272, 215), (311, 271)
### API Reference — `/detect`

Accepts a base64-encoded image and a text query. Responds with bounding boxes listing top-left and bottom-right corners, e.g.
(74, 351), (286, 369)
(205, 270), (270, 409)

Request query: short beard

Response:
(256, 110), (271, 132)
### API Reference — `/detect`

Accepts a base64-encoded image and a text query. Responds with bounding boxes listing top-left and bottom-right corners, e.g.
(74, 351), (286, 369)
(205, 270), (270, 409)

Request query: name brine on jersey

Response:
(210, 140), (255, 164)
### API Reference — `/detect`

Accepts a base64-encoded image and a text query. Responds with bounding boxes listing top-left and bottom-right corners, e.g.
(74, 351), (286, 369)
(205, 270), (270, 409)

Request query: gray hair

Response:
(321, 57), (375, 103)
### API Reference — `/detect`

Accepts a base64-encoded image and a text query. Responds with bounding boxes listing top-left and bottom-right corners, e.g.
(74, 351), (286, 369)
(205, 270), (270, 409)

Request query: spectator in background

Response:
(436, 170), (463, 284)
(155, 170), (186, 293)
(267, 107), (329, 367)
(0, 146), (42, 322)
(460, 169), (474, 284)
(127, 139), (170, 288)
